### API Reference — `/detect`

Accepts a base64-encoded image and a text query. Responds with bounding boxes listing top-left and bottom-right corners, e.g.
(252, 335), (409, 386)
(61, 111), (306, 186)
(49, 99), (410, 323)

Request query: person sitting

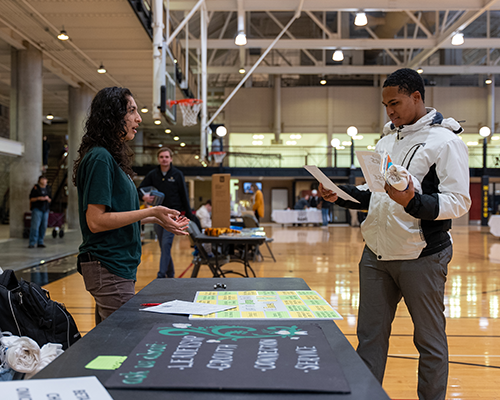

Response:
(294, 195), (310, 210)
(196, 200), (212, 229)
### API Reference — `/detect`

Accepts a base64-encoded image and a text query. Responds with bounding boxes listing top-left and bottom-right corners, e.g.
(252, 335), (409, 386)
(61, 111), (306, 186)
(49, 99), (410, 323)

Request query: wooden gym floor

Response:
(41, 224), (500, 400)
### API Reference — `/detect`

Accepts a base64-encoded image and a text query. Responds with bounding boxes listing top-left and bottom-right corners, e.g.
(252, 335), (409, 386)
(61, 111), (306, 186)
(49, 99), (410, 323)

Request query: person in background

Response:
(73, 87), (188, 324)
(42, 136), (50, 172)
(319, 68), (471, 400)
(309, 189), (320, 208)
(294, 194), (310, 210)
(28, 175), (51, 248)
(138, 147), (194, 279)
(251, 183), (264, 222)
(320, 198), (333, 227)
(196, 199), (212, 229)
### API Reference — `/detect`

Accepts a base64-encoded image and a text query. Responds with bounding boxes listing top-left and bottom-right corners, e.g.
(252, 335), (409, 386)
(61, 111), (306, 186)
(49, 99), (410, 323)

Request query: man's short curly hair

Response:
(383, 68), (425, 102)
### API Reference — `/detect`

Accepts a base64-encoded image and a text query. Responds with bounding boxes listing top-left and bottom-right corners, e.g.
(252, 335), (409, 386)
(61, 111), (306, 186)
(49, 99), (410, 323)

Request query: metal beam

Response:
(166, 0), (205, 47)
(0, 27), (25, 50)
(364, 26), (401, 65)
(168, 0), (500, 12)
(189, 38), (500, 50)
(404, 10), (433, 38)
(305, 10), (334, 38)
(206, 0), (305, 127)
(194, 65), (500, 75)
(409, 0), (500, 68)
(266, 11), (318, 65)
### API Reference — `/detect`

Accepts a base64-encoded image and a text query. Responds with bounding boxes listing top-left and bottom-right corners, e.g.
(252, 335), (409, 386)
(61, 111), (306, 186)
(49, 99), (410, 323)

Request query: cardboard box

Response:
(211, 173), (231, 228)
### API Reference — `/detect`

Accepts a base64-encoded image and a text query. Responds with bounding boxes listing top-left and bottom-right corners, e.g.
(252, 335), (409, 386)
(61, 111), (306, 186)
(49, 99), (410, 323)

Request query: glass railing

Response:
(130, 145), (500, 169)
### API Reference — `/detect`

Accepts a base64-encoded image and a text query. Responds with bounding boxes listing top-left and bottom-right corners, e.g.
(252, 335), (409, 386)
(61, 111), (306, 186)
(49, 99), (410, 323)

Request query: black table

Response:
(34, 278), (390, 400)
(191, 234), (267, 277)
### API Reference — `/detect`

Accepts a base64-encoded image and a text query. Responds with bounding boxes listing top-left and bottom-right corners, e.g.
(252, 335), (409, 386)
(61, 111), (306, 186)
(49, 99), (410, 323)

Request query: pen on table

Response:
(141, 303), (162, 306)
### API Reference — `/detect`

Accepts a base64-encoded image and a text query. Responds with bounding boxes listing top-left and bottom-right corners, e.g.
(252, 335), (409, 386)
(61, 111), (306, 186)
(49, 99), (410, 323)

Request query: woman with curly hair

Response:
(73, 86), (188, 324)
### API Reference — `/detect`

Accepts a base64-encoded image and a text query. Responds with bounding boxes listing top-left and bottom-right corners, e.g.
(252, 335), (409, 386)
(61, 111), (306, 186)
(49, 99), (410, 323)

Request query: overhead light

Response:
(416, 67), (424, 74)
(141, 106), (149, 113)
(235, 32), (247, 46)
(173, 136), (180, 141)
(451, 32), (464, 46)
(174, 59), (178, 63)
(342, 141), (352, 146)
(492, 136), (500, 141)
(320, 79), (327, 85)
(347, 126), (358, 137)
(331, 138), (340, 147)
(285, 140), (297, 146)
(353, 135), (363, 140)
(332, 50), (344, 62)
(180, 142), (186, 147)
(97, 64), (106, 74)
(194, 155), (200, 159)
(486, 77), (493, 85)
(479, 126), (491, 137)
(239, 67), (246, 74)
(216, 126), (228, 137)
(46, 113), (54, 120)
(154, 119), (161, 125)
(354, 12), (368, 27)
(165, 129), (171, 134)
(57, 29), (69, 41)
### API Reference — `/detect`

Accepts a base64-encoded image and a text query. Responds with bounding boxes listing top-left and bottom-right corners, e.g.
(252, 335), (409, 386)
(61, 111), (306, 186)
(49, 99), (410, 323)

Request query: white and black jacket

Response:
(337, 108), (471, 261)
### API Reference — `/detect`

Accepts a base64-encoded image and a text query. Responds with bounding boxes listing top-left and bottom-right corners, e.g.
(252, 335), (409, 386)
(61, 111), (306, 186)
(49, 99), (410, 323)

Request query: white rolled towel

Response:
(25, 343), (64, 379)
(2, 336), (40, 374)
(385, 164), (422, 193)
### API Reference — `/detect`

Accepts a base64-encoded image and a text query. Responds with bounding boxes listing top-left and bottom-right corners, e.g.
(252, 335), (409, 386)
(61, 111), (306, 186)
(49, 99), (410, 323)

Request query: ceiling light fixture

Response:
(332, 50), (344, 62)
(180, 142), (186, 147)
(451, 32), (464, 46)
(486, 77), (493, 85)
(416, 67), (424, 74)
(354, 12), (368, 27)
(154, 119), (161, 125)
(57, 29), (69, 41)
(235, 0), (246, 46)
(239, 67), (246, 74)
(173, 136), (180, 141)
(97, 64), (107, 74)
(165, 129), (171, 134)
(141, 106), (149, 113)
(320, 79), (327, 85)
(46, 113), (54, 120)
(235, 32), (247, 46)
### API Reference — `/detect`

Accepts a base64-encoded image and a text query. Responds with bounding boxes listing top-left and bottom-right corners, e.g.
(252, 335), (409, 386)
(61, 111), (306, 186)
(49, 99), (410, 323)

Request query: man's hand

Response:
(318, 183), (338, 203)
(384, 176), (415, 208)
(142, 194), (155, 204)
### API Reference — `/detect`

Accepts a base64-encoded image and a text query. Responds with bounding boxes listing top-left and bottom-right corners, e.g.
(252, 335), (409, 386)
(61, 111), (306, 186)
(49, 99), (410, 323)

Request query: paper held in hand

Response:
(304, 165), (360, 203)
(355, 151), (385, 192)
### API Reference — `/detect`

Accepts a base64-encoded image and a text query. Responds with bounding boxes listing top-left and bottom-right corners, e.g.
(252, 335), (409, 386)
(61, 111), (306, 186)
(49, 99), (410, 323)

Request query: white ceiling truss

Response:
(0, 0), (499, 141)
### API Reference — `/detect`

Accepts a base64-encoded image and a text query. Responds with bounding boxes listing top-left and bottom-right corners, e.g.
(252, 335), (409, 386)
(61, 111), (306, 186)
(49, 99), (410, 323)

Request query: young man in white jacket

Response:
(320, 68), (471, 400)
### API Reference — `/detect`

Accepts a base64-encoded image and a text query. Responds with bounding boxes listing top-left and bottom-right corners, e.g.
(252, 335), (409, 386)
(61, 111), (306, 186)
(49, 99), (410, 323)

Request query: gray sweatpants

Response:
(356, 245), (452, 400)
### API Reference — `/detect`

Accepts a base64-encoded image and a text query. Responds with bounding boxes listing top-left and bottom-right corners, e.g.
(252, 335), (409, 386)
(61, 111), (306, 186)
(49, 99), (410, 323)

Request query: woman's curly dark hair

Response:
(72, 87), (135, 186)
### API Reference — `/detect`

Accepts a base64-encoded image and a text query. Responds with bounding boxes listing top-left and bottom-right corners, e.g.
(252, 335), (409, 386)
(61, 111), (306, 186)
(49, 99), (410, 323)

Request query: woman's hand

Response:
(153, 206), (189, 235)
(318, 183), (338, 203)
(384, 176), (415, 208)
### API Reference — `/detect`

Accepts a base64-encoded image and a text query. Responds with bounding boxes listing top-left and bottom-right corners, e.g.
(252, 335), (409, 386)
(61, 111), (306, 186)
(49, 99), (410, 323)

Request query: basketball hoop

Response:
(166, 98), (202, 127)
(209, 151), (226, 164)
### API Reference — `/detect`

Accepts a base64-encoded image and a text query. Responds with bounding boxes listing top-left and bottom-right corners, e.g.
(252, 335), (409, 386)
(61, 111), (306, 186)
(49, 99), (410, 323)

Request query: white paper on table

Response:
(1, 376), (114, 400)
(355, 151), (386, 192)
(140, 300), (237, 315)
(304, 165), (360, 203)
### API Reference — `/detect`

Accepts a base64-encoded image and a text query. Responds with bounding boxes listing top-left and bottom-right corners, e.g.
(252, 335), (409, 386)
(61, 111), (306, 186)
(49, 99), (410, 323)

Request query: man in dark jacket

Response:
(29, 175), (51, 248)
(138, 148), (193, 278)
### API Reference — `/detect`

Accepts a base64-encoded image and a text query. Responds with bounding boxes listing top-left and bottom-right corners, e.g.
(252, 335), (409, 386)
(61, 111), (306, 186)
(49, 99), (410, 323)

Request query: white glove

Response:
(385, 164), (422, 193)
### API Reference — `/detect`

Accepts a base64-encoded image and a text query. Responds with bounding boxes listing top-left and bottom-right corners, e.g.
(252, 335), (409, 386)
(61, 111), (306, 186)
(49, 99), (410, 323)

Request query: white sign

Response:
(1, 376), (114, 399)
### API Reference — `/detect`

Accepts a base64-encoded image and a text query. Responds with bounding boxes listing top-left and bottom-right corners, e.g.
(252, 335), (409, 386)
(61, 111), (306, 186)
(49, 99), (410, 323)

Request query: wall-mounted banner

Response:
(105, 322), (350, 393)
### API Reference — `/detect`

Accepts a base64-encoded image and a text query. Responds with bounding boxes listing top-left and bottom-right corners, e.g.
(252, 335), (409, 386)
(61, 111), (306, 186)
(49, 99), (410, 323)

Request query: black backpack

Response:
(0, 269), (81, 350)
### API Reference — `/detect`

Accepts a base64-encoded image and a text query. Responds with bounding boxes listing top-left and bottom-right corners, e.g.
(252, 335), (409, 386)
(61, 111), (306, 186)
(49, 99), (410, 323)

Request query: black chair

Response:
(187, 221), (252, 278)
(241, 215), (276, 263)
